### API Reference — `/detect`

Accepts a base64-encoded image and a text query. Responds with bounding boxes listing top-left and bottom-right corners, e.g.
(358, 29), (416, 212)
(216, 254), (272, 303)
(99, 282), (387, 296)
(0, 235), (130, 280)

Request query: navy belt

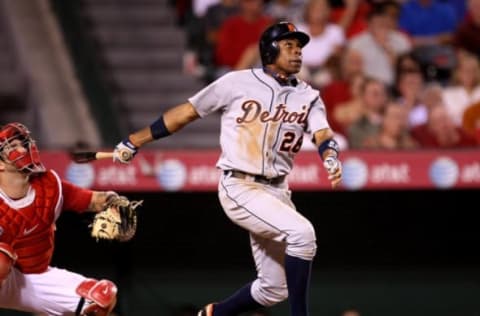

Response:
(225, 170), (285, 185)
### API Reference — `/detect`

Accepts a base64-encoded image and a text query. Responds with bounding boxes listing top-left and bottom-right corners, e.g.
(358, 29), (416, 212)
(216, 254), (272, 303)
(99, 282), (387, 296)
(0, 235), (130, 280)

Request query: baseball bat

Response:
(70, 151), (114, 163)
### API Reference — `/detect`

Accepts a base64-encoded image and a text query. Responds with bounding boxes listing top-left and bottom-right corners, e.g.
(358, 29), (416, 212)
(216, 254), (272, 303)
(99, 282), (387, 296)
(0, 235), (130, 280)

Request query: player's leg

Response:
(249, 234), (288, 306)
(0, 266), (117, 315)
(284, 253), (313, 316)
(249, 230), (313, 316)
(215, 175), (316, 316)
(76, 278), (117, 316)
(199, 235), (287, 316)
(199, 282), (263, 316)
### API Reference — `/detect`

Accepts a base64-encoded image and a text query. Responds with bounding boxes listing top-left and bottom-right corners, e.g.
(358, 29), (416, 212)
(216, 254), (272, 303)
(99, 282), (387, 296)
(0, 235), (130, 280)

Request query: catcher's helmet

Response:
(0, 122), (45, 174)
(259, 21), (310, 66)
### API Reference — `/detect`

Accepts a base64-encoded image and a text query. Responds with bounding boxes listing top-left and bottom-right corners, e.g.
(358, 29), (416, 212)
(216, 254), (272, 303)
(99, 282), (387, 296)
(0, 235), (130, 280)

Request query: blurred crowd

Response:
(171, 0), (480, 150)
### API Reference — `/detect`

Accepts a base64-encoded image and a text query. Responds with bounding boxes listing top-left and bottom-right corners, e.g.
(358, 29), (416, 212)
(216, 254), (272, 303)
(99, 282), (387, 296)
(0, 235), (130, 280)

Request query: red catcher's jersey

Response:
(0, 170), (62, 273)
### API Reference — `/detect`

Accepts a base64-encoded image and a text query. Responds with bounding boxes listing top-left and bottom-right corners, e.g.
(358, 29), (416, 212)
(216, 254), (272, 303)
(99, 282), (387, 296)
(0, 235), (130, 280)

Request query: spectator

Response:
(328, 0), (372, 39)
(444, 0), (467, 23)
(421, 82), (444, 108)
(184, 0), (226, 78)
(363, 101), (418, 149)
(204, 0), (239, 37)
(345, 77), (389, 148)
(197, 0), (239, 82)
(411, 104), (478, 148)
(453, 0), (480, 60)
(264, 0), (304, 23)
(377, 0), (402, 30)
(462, 100), (480, 143)
(394, 51), (423, 84)
(193, 0), (221, 17)
(296, 0), (346, 88)
(394, 69), (426, 127)
(417, 81), (445, 120)
(322, 47), (365, 133)
(349, 5), (412, 86)
(399, 0), (460, 83)
(331, 73), (366, 134)
(214, 0), (273, 77)
(398, 0), (457, 47)
(442, 51), (480, 126)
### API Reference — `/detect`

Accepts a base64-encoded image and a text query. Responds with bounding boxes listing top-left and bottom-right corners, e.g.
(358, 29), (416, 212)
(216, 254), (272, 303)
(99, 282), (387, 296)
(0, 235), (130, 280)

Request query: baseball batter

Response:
(114, 21), (342, 316)
(0, 122), (120, 315)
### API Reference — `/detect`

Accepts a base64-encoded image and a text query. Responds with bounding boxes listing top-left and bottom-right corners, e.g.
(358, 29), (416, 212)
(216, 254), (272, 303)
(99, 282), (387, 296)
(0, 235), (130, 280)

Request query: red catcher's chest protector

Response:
(0, 170), (60, 273)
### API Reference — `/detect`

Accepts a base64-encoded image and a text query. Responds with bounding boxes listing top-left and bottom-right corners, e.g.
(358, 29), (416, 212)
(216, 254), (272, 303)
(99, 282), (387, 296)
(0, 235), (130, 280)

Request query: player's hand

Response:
(323, 156), (342, 189)
(113, 138), (138, 164)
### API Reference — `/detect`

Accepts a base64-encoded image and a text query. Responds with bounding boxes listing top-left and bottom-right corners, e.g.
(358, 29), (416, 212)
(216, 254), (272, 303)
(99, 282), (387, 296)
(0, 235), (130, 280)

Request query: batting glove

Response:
(113, 138), (138, 163)
(323, 156), (342, 187)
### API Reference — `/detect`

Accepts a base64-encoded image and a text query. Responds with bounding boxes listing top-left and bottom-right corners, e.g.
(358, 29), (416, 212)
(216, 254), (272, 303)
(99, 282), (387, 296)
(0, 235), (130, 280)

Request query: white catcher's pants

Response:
(219, 172), (317, 306)
(0, 266), (86, 315)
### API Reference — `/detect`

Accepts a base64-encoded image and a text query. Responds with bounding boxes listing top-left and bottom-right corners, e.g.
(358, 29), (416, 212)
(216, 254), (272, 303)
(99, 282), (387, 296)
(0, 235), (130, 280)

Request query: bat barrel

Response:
(70, 151), (114, 163)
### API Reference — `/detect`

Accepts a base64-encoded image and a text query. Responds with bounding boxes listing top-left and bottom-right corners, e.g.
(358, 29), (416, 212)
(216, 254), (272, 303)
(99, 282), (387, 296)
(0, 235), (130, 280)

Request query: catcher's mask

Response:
(0, 123), (45, 174)
(259, 21), (310, 66)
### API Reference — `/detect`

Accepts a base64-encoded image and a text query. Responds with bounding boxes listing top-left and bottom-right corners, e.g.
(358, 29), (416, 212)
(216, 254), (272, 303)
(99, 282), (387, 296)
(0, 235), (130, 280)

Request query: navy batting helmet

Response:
(259, 21), (310, 66)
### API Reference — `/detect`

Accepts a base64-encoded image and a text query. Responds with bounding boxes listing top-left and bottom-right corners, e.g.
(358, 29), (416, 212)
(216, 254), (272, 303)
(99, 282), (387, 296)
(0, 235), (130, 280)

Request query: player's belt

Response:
(225, 170), (285, 185)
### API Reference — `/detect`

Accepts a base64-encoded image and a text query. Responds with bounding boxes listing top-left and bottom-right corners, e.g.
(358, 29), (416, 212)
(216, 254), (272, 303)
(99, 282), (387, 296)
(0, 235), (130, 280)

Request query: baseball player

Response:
(0, 122), (120, 315)
(113, 21), (343, 316)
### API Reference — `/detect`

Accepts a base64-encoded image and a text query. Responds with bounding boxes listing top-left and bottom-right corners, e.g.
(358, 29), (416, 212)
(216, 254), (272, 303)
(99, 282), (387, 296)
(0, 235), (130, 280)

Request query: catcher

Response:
(0, 122), (140, 316)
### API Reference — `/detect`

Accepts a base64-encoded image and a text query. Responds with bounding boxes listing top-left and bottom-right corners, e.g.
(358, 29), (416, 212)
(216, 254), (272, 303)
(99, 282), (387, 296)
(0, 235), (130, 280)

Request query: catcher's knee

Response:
(285, 222), (317, 261)
(76, 279), (117, 316)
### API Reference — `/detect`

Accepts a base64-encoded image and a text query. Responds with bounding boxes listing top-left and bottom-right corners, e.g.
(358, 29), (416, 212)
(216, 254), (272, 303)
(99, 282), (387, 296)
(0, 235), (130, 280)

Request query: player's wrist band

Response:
(318, 138), (339, 160)
(123, 138), (138, 149)
(150, 116), (171, 139)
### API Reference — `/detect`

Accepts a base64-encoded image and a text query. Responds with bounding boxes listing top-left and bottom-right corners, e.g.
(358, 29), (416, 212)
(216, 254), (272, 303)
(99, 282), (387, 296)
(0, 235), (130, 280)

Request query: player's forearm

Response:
(314, 128), (342, 188)
(338, 0), (360, 31)
(88, 191), (117, 213)
(313, 128), (335, 153)
(163, 102), (200, 133)
(128, 126), (155, 148)
(129, 102), (200, 148)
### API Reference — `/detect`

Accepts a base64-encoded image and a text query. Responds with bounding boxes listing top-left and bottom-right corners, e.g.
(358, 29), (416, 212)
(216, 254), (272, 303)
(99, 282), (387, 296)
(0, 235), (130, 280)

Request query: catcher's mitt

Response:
(90, 195), (143, 242)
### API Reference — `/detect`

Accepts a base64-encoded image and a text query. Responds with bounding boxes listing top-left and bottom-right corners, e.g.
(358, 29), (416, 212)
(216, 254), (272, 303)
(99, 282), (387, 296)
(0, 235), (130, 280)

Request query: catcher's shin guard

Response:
(76, 279), (117, 316)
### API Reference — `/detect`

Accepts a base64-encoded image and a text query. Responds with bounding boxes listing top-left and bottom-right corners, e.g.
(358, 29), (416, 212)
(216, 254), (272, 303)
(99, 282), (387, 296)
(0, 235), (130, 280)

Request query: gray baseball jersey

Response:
(189, 68), (329, 178)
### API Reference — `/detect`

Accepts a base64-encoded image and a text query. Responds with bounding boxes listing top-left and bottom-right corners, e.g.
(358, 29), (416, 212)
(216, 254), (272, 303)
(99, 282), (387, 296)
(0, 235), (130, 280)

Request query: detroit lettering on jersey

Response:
(236, 101), (308, 125)
(189, 68), (330, 177)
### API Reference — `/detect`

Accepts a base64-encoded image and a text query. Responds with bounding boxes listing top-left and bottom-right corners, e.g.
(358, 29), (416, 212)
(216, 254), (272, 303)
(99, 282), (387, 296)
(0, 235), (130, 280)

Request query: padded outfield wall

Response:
(42, 189), (480, 316)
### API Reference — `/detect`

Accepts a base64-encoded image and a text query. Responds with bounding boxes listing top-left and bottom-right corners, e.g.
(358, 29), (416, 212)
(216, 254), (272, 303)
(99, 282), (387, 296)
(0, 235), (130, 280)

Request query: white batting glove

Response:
(323, 156), (340, 174)
(323, 156), (342, 187)
(113, 139), (138, 164)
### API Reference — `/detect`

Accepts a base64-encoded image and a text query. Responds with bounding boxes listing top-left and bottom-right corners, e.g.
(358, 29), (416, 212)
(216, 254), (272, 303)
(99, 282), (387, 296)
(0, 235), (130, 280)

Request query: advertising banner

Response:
(42, 149), (480, 191)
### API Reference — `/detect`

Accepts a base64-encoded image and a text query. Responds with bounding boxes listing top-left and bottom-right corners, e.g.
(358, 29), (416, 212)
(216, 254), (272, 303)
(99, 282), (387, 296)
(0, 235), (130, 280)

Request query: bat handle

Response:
(96, 152), (115, 160)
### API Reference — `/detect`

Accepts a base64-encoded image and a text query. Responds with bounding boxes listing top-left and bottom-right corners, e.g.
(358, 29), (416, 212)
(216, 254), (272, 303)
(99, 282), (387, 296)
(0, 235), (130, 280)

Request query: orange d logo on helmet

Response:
(0, 123), (45, 174)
